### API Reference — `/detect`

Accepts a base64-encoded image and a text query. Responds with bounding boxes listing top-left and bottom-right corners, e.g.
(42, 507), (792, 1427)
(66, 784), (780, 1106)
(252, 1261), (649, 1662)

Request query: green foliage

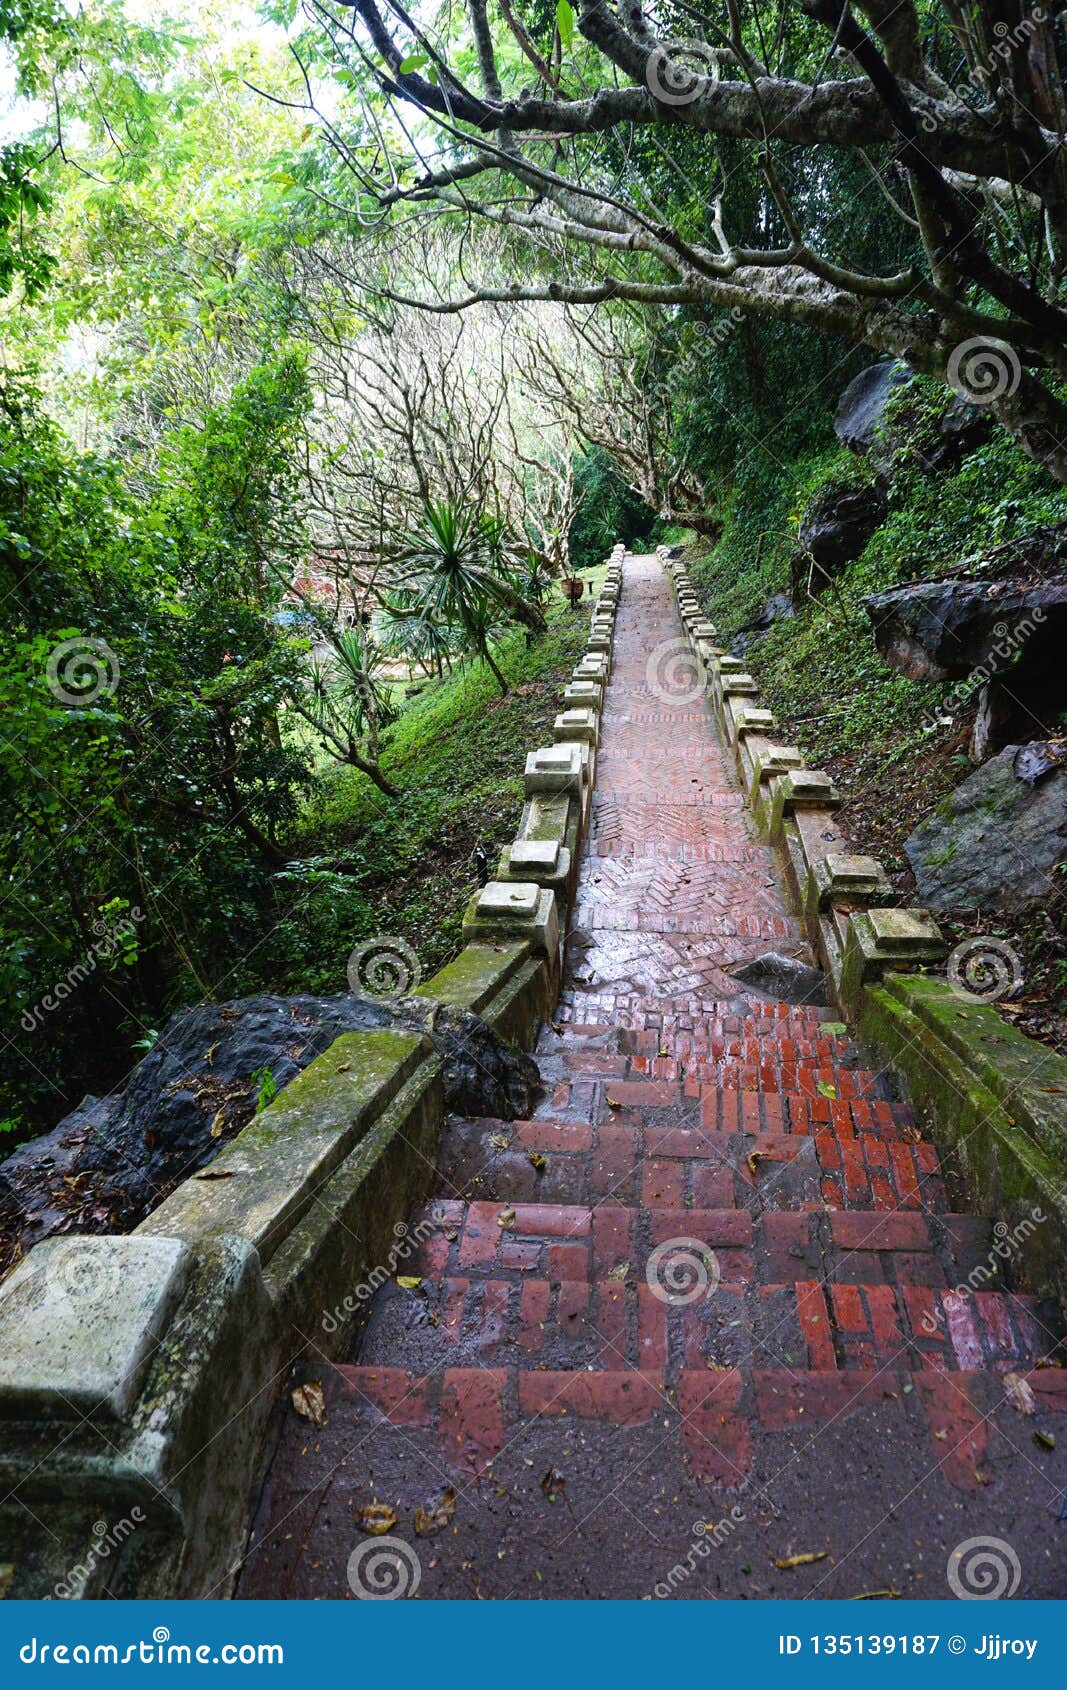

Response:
(568, 448), (662, 571)
(0, 370), (314, 1138)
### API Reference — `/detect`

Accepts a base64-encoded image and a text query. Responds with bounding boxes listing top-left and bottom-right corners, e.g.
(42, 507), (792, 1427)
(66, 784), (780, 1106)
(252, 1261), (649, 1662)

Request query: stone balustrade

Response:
(0, 551), (626, 1599)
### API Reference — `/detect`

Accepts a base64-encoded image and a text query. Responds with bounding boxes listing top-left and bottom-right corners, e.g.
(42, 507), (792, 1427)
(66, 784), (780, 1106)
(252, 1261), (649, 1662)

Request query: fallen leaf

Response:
(497, 1207), (516, 1229)
(822, 1022), (848, 1036)
(413, 1488), (456, 1536)
(355, 1501), (398, 1536)
(816, 1081), (837, 1100)
(396, 1275), (422, 1290)
(607, 1261), (630, 1281)
(488, 1131), (511, 1150)
(746, 1150), (773, 1176)
(194, 1166), (235, 1180)
(1004, 1371), (1037, 1415)
(774, 1551), (829, 1570)
(605, 1096), (623, 1110)
(528, 1151), (547, 1171)
(291, 1382), (327, 1427)
(850, 1588), (902, 1600)
(1034, 1429), (1056, 1450)
(209, 1107), (227, 1139)
(442, 1223), (459, 1241)
(335, 1062), (351, 1073)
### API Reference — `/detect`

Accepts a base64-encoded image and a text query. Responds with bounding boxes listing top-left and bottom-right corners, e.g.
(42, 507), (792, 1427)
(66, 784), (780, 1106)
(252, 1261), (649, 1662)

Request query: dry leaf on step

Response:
(355, 1502), (398, 1536)
(1004, 1371), (1036, 1415)
(413, 1488), (456, 1536)
(291, 1382), (326, 1427)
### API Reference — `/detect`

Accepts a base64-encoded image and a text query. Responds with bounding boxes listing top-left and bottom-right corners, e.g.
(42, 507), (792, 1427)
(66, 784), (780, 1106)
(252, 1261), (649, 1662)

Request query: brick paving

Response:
(239, 556), (1067, 1602)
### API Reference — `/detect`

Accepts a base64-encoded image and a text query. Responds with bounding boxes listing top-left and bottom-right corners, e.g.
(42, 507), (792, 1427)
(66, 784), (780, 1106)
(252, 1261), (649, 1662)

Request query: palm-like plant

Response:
(297, 627), (399, 795)
(378, 590), (459, 681)
(394, 499), (545, 695)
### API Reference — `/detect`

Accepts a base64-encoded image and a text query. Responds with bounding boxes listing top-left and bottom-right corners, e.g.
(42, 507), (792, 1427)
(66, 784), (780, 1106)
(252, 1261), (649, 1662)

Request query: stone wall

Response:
(661, 546), (1067, 1310)
(0, 550), (625, 1600)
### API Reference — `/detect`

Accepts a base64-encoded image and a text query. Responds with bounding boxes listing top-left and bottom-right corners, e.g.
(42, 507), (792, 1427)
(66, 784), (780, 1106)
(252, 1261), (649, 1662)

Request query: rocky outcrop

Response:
(796, 478), (887, 578)
(906, 743), (1067, 910)
(835, 360), (913, 453)
(866, 578), (1067, 682)
(836, 359), (993, 474)
(0, 993), (540, 1260)
(731, 591), (795, 656)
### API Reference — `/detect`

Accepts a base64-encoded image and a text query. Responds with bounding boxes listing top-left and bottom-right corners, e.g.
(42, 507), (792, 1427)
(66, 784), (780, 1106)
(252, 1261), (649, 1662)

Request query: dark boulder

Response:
(796, 479), (887, 577)
(905, 743), (1067, 910)
(835, 361), (913, 453)
(836, 359), (993, 474)
(866, 579), (1067, 683)
(0, 993), (540, 1261)
(730, 592), (795, 657)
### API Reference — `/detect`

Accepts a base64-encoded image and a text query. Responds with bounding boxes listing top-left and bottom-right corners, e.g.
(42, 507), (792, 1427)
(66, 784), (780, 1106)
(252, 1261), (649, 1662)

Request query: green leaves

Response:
(556, 0), (576, 48)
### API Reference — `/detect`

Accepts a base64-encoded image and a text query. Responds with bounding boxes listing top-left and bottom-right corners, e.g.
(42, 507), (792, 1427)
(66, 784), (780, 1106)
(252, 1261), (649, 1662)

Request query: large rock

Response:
(796, 478), (887, 573)
(731, 591), (795, 656)
(835, 359), (992, 472)
(0, 993), (539, 1261)
(866, 579), (1067, 682)
(906, 744), (1067, 910)
(835, 360), (913, 453)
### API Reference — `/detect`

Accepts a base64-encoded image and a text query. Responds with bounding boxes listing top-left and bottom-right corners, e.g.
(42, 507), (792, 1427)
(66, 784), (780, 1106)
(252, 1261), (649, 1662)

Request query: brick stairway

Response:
(239, 556), (1067, 1601)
